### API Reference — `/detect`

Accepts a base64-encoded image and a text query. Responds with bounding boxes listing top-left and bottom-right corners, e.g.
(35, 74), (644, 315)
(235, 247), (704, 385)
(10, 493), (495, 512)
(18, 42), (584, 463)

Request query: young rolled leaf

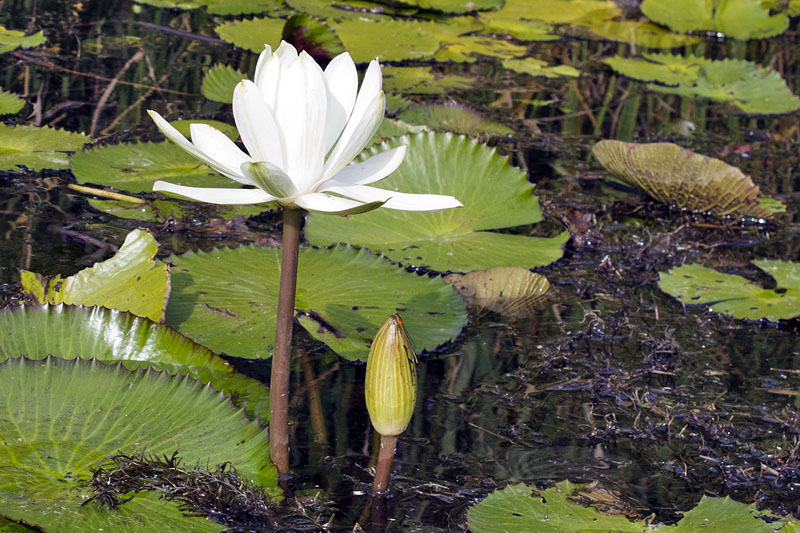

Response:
(365, 315), (418, 437)
(444, 267), (552, 317)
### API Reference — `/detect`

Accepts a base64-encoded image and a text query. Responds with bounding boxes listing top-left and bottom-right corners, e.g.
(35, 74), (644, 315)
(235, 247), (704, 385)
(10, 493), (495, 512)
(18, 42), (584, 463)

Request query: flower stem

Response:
(270, 207), (303, 480)
(372, 434), (398, 494)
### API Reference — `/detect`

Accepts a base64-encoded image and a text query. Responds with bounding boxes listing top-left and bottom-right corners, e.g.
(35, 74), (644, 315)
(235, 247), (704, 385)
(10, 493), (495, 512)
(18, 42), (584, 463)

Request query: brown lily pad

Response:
(591, 140), (767, 218)
(444, 266), (552, 318)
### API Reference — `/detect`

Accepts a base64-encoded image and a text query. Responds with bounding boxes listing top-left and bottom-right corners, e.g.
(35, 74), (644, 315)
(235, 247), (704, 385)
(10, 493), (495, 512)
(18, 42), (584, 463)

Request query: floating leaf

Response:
(214, 18), (286, 52)
(444, 267), (552, 317)
(201, 64), (246, 104)
(592, 140), (766, 218)
(0, 124), (87, 171)
(330, 18), (442, 62)
(370, 0), (503, 13)
(0, 356), (273, 532)
(468, 481), (792, 532)
(134, 0), (280, 15)
(382, 66), (473, 94)
(165, 245), (466, 361)
(581, 20), (702, 48)
(604, 54), (800, 115)
(658, 261), (800, 322)
(20, 229), (170, 322)
(370, 118), (428, 146)
(433, 35), (528, 62)
(502, 58), (580, 78)
(282, 14), (345, 61)
(0, 26), (45, 53)
(398, 104), (512, 136)
(306, 133), (569, 272)
(71, 141), (236, 193)
(0, 88), (23, 115)
(0, 304), (269, 421)
(641, 0), (788, 39)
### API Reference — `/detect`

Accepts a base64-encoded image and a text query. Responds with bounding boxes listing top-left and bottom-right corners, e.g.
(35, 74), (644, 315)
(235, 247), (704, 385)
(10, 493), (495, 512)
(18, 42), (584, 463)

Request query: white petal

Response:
(233, 81), (286, 170)
(323, 52), (357, 154)
(190, 124), (253, 185)
(292, 192), (384, 214)
(324, 184), (463, 211)
(153, 181), (277, 205)
(148, 110), (249, 183)
(327, 145), (406, 186)
(253, 44), (274, 88)
(275, 41), (298, 64)
(274, 52), (327, 192)
(321, 91), (384, 182)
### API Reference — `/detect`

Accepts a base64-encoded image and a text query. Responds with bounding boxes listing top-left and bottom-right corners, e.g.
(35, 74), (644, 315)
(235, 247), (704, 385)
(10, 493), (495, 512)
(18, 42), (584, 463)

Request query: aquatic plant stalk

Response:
(270, 207), (303, 478)
(372, 435), (398, 494)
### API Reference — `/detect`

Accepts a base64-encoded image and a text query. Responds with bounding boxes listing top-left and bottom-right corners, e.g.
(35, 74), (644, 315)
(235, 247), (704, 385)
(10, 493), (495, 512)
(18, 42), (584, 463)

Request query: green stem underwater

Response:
(270, 207), (303, 480)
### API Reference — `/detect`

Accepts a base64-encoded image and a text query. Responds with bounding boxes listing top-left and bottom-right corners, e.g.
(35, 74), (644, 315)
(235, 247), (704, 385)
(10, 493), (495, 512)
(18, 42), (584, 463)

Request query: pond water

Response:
(1, 0), (800, 531)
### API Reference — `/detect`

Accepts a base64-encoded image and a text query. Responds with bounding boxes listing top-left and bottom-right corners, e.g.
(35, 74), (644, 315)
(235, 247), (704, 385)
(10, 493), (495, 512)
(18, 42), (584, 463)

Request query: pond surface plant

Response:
(2, 0), (800, 530)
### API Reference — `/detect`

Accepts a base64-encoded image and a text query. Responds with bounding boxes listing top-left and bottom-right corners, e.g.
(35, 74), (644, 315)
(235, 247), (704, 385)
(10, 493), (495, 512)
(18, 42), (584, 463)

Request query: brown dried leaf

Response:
(592, 140), (765, 218)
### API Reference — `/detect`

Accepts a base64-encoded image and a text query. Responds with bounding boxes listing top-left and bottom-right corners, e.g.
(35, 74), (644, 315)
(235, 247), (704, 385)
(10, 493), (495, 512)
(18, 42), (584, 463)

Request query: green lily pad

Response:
(479, 3), (560, 42)
(398, 104), (512, 137)
(305, 132), (569, 272)
(282, 14), (345, 61)
(165, 245), (466, 361)
(591, 140), (766, 218)
(214, 18), (287, 52)
(641, 0), (788, 40)
(468, 481), (792, 532)
(330, 18), (442, 62)
(502, 58), (580, 78)
(370, 119), (428, 146)
(0, 304), (269, 422)
(0, 88), (23, 115)
(604, 54), (800, 115)
(201, 64), (247, 104)
(382, 66), (473, 95)
(0, 356), (273, 531)
(0, 124), (87, 171)
(0, 517), (36, 532)
(433, 35), (528, 63)
(658, 261), (800, 322)
(20, 230), (170, 323)
(0, 26), (45, 53)
(581, 20), (702, 48)
(71, 141), (235, 193)
(134, 0), (280, 15)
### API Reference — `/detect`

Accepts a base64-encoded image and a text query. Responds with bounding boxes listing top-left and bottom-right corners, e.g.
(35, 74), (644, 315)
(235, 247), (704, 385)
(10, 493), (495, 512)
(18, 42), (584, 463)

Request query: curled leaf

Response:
(444, 266), (552, 317)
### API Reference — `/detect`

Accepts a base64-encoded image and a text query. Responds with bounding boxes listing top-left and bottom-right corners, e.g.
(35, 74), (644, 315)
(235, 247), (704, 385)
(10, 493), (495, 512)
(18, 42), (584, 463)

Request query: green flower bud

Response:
(365, 315), (418, 437)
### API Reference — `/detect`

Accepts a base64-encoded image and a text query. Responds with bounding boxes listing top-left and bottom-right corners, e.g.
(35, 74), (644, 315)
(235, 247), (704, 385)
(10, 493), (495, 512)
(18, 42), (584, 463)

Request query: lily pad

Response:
(201, 64), (247, 104)
(370, 0), (502, 13)
(604, 54), (800, 115)
(581, 20), (702, 48)
(382, 66), (473, 95)
(305, 132), (569, 272)
(468, 481), (792, 532)
(502, 58), (580, 78)
(397, 104), (513, 136)
(433, 35), (528, 62)
(134, 0), (280, 15)
(214, 18), (286, 52)
(330, 18), (442, 62)
(641, 0), (788, 40)
(592, 140), (766, 218)
(0, 26), (45, 53)
(444, 267), (552, 317)
(658, 261), (800, 322)
(0, 304), (269, 421)
(71, 141), (236, 193)
(0, 124), (87, 171)
(282, 14), (345, 61)
(0, 88), (23, 115)
(165, 245), (466, 361)
(0, 356), (273, 531)
(20, 229), (170, 323)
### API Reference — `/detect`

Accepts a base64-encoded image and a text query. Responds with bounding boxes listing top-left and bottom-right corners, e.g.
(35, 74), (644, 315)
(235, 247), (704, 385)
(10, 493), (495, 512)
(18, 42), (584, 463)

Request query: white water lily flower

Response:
(149, 41), (462, 215)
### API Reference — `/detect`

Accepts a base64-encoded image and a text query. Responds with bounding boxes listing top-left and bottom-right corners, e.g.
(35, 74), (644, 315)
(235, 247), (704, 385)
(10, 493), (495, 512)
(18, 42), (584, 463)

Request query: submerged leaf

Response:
(306, 132), (569, 272)
(502, 57), (580, 78)
(0, 26), (45, 53)
(604, 54), (800, 115)
(398, 104), (513, 136)
(165, 245), (466, 361)
(0, 356), (273, 532)
(444, 267), (552, 317)
(592, 140), (766, 218)
(641, 0), (788, 39)
(20, 229), (170, 322)
(658, 261), (800, 322)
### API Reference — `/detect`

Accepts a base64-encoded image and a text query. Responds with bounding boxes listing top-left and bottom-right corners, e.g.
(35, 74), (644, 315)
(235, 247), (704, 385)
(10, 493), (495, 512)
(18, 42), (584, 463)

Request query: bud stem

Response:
(270, 207), (303, 480)
(372, 434), (398, 494)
